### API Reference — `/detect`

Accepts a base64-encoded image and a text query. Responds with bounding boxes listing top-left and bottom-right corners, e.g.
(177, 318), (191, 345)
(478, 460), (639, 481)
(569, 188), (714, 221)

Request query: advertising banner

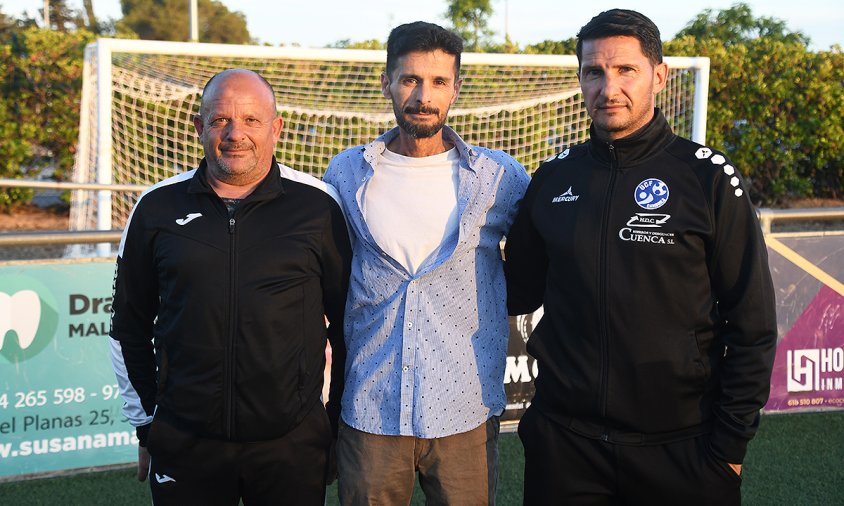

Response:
(764, 235), (844, 412)
(503, 309), (541, 422)
(0, 260), (135, 479)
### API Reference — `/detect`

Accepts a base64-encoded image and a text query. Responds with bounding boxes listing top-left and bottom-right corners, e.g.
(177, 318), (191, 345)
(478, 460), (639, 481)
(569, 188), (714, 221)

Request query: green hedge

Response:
(0, 27), (95, 209)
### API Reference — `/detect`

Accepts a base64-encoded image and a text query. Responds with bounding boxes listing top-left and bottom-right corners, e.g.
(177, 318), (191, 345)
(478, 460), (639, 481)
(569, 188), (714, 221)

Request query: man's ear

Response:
(380, 72), (392, 100)
(272, 116), (283, 140)
(652, 62), (668, 94)
(450, 77), (463, 106)
(193, 114), (204, 136)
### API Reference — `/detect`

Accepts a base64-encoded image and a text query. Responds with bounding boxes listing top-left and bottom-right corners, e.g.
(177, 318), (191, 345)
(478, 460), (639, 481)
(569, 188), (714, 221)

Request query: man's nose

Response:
(414, 82), (433, 104)
(225, 120), (247, 140)
(600, 73), (620, 97)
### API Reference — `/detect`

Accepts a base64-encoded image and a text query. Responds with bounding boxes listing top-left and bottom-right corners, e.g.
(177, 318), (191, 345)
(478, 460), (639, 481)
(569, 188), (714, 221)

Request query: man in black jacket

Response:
(109, 69), (351, 505)
(505, 9), (777, 505)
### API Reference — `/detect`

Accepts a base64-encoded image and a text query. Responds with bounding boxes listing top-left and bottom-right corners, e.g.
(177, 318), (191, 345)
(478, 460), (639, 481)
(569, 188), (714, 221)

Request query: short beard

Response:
(214, 144), (255, 176)
(393, 104), (447, 139)
(206, 144), (265, 186)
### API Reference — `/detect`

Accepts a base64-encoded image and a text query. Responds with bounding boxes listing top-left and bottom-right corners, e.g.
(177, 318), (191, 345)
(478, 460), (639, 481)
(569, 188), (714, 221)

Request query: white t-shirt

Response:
(362, 147), (460, 275)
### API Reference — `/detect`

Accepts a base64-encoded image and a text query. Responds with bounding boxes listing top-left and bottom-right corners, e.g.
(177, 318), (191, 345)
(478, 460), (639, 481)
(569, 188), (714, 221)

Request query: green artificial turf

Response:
(1, 411), (841, 505)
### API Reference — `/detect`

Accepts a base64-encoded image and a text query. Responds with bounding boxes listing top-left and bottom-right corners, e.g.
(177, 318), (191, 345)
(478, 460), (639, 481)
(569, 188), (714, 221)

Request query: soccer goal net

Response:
(71, 38), (709, 243)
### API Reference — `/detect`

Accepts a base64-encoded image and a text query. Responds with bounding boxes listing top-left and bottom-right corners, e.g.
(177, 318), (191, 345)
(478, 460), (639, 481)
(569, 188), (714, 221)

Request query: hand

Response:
(728, 462), (742, 476)
(138, 445), (151, 481)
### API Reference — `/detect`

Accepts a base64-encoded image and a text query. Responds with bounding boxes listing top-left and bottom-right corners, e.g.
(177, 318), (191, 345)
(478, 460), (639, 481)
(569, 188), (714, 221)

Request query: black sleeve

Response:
(504, 166), (549, 315)
(705, 159), (778, 464)
(319, 197), (352, 437)
(109, 199), (159, 445)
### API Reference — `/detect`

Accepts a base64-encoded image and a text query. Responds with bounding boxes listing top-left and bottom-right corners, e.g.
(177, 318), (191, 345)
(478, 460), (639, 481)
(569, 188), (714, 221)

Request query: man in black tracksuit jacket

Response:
(505, 10), (777, 505)
(109, 69), (351, 505)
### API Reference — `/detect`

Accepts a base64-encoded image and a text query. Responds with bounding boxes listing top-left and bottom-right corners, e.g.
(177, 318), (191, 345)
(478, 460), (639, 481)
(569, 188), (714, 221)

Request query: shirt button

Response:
(407, 322), (413, 329)
(403, 365), (410, 372)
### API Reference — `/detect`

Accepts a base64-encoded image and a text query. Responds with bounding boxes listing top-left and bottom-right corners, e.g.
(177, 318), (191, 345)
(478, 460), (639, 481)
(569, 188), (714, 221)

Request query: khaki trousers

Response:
(337, 417), (500, 506)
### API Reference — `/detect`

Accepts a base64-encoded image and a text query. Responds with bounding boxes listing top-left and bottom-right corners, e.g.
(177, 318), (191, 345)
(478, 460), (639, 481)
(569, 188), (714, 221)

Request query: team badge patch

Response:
(634, 178), (669, 210)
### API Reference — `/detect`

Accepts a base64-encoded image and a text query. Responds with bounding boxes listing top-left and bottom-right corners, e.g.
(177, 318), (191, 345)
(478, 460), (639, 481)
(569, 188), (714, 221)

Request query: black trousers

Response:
(518, 406), (742, 506)
(147, 402), (332, 505)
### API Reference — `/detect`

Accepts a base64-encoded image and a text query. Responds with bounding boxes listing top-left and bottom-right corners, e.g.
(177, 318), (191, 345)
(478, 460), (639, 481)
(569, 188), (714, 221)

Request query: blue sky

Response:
(3, 0), (841, 51)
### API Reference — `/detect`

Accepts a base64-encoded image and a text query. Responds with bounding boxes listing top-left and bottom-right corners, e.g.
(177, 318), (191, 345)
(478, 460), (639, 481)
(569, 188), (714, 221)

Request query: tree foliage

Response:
(328, 39), (385, 50)
(483, 34), (519, 54)
(666, 7), (842, 204)
(37, 0), (87, 32)
(118, 0), (250, 43)
(0, 9), (15, 32)
(523, 38), (577, 55)
(445, 0), (495, 52)
(676, 2), (810, 47)
(80, 0), (111, 34)
(0, 25), (95, 209)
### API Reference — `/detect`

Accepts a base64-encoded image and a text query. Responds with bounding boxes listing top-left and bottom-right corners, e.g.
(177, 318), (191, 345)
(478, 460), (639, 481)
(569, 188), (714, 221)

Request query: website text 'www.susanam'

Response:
(0, 431), (137, 458)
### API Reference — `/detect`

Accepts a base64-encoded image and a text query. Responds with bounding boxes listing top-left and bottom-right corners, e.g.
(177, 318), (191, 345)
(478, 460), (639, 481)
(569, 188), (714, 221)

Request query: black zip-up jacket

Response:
(505, 111), (777, 463)
(109, 158), (351, 445)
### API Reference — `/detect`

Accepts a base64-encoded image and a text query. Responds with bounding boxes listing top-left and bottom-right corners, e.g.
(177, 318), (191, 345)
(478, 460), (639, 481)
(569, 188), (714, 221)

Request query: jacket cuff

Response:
(708, 420), (750, 464)
(136, 423), (151, 447)
(325, 401), (340, 438)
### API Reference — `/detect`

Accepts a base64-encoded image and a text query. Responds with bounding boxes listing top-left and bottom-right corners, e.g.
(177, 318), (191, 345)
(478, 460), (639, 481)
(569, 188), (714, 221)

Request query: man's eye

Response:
(211, 118), (229, 125)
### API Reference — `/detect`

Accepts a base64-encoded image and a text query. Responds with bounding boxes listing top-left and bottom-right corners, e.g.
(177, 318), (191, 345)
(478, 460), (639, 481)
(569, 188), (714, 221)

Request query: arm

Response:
(319, 195), (353, 437)
(706, 161), (778, 465)
(504, 167), (548, 316)
(108, 201), (159, 476)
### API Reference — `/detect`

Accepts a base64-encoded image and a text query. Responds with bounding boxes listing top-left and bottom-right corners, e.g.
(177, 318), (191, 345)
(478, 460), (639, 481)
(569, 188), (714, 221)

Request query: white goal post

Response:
(71, 38), (709, 253)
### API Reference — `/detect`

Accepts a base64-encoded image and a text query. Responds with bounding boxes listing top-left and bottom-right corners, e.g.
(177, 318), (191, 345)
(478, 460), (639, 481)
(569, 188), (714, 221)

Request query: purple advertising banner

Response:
(764, 235), (844, 412)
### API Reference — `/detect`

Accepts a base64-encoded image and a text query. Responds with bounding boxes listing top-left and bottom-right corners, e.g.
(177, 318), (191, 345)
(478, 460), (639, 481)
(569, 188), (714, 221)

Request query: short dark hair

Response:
(386, 21), (464, 78)
(576, 9), (663, 67)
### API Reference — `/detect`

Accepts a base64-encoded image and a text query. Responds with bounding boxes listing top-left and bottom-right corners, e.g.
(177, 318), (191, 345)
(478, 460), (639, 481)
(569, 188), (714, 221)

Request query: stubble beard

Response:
(208, 144), (264, 186)
(591, 98), (655, 140)
(593, 115), (631, 138)
(394, 103), (447, 139)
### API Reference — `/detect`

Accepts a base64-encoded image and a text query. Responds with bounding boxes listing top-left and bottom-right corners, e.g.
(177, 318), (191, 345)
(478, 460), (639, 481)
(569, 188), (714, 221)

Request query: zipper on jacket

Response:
(598, 143), (618, 421)
(225, 216), (237, 438)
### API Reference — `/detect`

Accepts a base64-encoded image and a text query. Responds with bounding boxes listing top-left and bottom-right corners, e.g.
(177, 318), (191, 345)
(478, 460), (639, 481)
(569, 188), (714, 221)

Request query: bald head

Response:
(200, 69), (276, 116)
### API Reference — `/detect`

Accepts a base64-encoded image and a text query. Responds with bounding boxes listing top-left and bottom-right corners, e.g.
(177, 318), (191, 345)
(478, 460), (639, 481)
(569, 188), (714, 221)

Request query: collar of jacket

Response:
(187, 156), (285, 202)
(587, 109), (676, 168)
(361, 125), (481, 171)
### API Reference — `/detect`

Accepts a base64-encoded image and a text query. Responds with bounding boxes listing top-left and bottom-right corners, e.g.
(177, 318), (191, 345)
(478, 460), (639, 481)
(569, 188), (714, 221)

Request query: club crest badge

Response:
(634, 178), (669, 210)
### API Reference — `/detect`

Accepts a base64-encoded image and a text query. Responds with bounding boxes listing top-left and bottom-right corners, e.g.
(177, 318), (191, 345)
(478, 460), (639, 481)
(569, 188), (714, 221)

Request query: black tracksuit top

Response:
(110, 158), (351, 445)
(505, 112), (777, 463)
